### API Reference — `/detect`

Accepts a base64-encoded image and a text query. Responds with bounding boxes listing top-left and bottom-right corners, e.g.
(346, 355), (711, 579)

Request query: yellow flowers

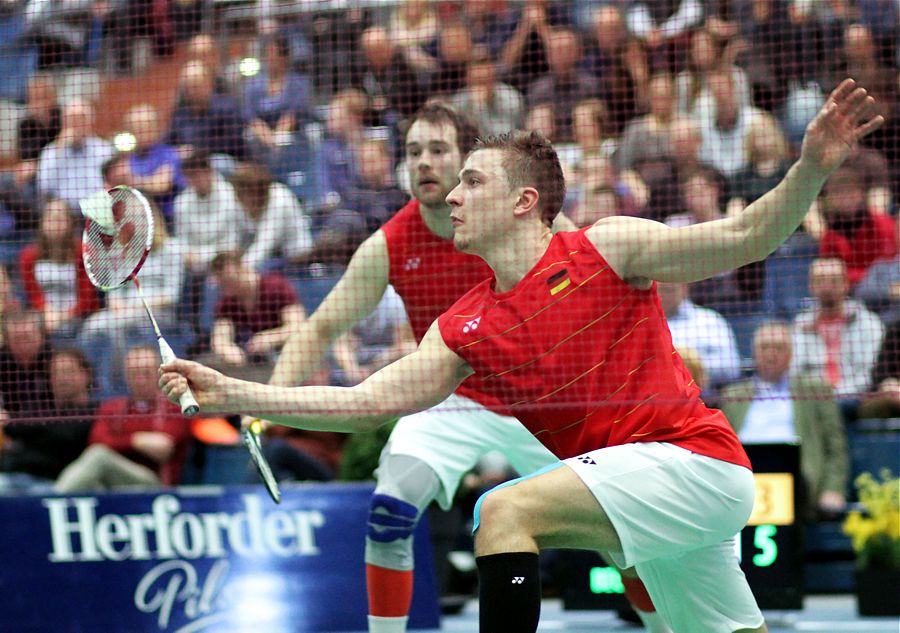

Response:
(842, 469), (900, 570)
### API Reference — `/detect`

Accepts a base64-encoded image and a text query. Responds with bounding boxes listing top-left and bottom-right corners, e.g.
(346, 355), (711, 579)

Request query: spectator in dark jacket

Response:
(1, 348), (95, 481)
(0, 310), (53, 419)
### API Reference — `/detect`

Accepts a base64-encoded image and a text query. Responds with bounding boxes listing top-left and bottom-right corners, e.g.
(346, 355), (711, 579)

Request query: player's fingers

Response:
(855, 114), (885, 140)
(844, 93), (874, 122)
(827, 78), (856, 105)
(837, 87), (869, 116)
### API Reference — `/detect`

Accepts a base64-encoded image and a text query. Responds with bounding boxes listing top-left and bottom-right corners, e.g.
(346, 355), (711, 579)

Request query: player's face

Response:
(446, 149), (516, 253)
(406, 120), (463, 210)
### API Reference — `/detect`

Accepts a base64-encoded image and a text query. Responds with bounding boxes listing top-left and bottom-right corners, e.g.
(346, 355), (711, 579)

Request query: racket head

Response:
(82, 186), (154, 291)
(242, 426), (282, 504)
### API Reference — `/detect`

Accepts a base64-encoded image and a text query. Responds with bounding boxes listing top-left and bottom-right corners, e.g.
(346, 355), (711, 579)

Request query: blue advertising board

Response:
(0, 484), (440, 632)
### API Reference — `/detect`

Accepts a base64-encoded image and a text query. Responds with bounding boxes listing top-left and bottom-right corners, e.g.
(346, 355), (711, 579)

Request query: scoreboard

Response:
(559, 443), (804, 611)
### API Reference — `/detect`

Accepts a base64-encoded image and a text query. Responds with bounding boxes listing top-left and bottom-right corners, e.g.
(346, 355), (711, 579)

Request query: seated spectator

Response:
(23, 0), (98, 69)
(725, 110), (792, 214)
(0, 310), (53, 419)
(349, 26), (424, 128)
(818, 166), (897, 287)
(0, 348), (95, 486)
(167, 60), (247, 162)
(460, 0), (522, 68)
(321, 89), (369, 209)
(427, 21), (476, 98)
(665, 166), (726, 228)
(671, 167), (763, 306)
(732, 0), (798, 112)
(340, 138), (410, 237)
(174, 151), (243, 275)
(697, 68), (760, 178)
(854, 233), (900, 324)
(616, 73), (677, 175)
(720, 320), (848, 520)
(625, 0), (704, 73)
(390, 0), (440, 76)
(36, 99), (114, 209)
(583, 4), (646, 135)
(184, 33), (232, 96)
(122, 103), (186, 226)
(55, 346), (192, 492)
(858, 319), (900, 419)
(571, 98), (617, 160)
(78, 206), (183, 398)
(451, 53), (525, 137)
(229, 162), (313, 271)
(0, 266), (21, 346)
(658, 280), (742, 388)
(205, 252), (305, 382)
(17, 73), (61, 183)
(791, 257), (885, 404)
(526, 27), (600, 142)
(332, 285), (415, 386)
(567, 151), (641, 226)
(494, 0), (560, 95)
(173, 151), (243, 337)
(19, 198), (99, 338)
(243, 34), (314, 162)
(523, 103), (557, 141)
(103, 0), (175, 74)
(674, 27), (751, 117)
(261, 425), (346, 483)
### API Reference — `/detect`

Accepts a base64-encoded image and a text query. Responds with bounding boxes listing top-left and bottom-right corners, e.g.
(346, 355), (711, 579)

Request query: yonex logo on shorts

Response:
(463, 317), (481, 333)
(577, 455), (596, 465)
(512, 576), (524, 584)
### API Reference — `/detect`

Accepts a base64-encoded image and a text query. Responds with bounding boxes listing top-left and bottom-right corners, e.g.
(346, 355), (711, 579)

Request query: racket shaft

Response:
(158, 337), (200, 416)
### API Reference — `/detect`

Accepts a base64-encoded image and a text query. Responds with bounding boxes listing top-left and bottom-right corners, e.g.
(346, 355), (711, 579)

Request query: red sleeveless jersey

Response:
(438, 229), (751, 468)
(379, 200), (505, 412)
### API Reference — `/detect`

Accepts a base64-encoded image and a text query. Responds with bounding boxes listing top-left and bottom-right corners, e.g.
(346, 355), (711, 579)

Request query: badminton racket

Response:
(80, 186), (200, 416)
(243, 419), (281, 504)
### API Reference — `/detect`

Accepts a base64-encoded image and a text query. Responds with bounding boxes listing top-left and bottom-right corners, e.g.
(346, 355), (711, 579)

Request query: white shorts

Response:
(566, 442), (764, 632)
(383, 393), (557, 509)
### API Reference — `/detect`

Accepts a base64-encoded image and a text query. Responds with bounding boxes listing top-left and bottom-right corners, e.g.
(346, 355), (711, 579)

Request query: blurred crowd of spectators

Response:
(0, 0), (896, 517)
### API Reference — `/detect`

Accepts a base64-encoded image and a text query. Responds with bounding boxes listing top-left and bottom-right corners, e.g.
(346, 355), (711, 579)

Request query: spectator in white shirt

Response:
(173, 151), (244, 341)
(37, 99), (115, 209)
(658, 280), (742, 387)
(229, 162), (313, 271)
(791, 257), (885, 401)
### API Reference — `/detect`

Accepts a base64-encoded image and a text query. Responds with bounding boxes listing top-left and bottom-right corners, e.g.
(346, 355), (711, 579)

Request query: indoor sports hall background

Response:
(0, 0), (897, 631)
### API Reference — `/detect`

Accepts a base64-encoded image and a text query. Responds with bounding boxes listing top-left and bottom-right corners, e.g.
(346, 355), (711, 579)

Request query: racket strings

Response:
(82, 189), (153, 290)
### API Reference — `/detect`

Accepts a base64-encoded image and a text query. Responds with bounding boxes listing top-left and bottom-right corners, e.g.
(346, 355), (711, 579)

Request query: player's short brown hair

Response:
(474, 131), (566, 227)
(404, 101), (481, 157)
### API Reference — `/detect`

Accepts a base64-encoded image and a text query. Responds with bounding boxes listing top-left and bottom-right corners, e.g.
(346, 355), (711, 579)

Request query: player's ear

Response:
(514, 187), (539, 218)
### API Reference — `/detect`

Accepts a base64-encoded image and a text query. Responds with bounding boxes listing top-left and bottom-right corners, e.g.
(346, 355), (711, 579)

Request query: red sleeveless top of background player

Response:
(438, 228), (751, 468)
(380, 200), (506, 412)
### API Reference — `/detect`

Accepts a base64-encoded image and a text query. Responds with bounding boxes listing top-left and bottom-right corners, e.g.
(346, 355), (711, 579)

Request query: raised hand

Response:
(800, 79), (884, 175)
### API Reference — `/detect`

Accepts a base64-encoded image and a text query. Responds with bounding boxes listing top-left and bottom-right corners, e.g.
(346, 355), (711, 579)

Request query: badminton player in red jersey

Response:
(161, 79), (883, 632)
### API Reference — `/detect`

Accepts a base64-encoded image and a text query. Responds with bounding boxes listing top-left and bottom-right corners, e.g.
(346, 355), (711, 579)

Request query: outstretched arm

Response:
(160, 322), (472, 433)
(588, 79), (884, 285)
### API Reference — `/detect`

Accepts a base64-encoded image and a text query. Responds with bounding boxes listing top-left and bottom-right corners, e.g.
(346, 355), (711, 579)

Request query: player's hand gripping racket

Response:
(79, 186), (199, 416)
(243, 419), (281, 504)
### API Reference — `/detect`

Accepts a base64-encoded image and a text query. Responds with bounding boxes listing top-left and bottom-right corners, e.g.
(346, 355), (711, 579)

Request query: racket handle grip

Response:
(158, 337), (201, 416)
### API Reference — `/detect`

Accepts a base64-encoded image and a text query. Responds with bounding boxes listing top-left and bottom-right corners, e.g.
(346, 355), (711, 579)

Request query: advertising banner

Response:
(0, 483), (440, 632)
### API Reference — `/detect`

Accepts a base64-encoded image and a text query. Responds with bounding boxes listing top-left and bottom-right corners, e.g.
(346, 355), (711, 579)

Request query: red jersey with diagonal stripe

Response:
(380, 199), (506, 412)
(437, 228), (751, 468)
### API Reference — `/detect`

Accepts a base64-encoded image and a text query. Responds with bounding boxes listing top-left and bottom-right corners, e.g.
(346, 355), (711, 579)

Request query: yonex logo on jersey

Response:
(512, 577), (525, 584)
(576, 455), (596, 465)
(404, 257), (421, 270)
(463, 317), (481, 333)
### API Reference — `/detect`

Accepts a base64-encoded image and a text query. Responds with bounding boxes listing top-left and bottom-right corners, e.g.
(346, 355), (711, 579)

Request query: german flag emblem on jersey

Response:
(547, 268), (571, 296)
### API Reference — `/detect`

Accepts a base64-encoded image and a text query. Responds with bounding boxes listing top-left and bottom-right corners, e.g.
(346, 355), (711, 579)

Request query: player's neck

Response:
(418, 201), (455, 240)
(486, 229), (552, 293)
